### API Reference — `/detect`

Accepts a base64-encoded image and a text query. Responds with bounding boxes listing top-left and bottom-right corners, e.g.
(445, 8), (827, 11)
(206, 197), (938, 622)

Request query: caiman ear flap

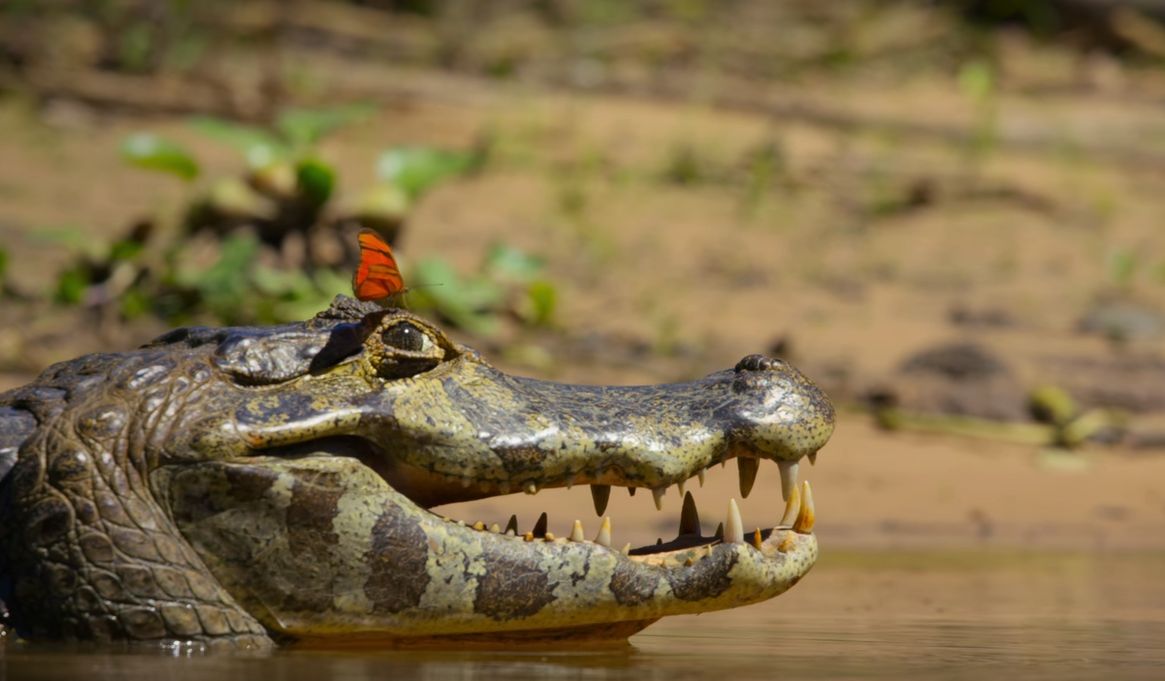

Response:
(308, 309), (392, 374)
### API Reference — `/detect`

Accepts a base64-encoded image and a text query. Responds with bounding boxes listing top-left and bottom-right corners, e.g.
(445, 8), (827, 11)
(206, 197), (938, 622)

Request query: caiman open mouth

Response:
(281, 435), (818, 567)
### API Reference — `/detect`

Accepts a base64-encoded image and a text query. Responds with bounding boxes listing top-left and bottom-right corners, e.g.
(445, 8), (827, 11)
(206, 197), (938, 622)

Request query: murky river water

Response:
(2, 551), (1163, 681)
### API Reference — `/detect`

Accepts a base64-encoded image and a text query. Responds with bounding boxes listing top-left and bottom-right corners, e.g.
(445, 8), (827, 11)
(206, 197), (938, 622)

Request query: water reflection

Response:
(3, 551), (1164, 681)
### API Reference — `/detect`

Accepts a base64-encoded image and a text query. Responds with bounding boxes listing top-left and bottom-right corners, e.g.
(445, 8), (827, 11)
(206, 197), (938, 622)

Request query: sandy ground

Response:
(2, 12), (1165, 552)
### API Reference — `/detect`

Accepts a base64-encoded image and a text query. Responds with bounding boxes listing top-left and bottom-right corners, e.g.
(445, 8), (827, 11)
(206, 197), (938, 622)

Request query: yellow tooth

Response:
(777, 533), (797, 553)
(489, 523), (501, 533)
(525, 482), (538, 495)
(523, 532), (534, 541)
(595, 517), (612, 547)
(725, 498), (744, 544)
(472, 521), (485, 531)
(808, 452), (817, 465)
(780, 483), (802, 527)
(677, 479), (685, 496)
(793, 480), (815, 533)
(652, 487), (666, 511)
(570, 520), (585, 542)
(777, 461), (799, 501)
(698, 468), (706, 486)
(752, 527), (763, 550)
(544, 531), (556, 541)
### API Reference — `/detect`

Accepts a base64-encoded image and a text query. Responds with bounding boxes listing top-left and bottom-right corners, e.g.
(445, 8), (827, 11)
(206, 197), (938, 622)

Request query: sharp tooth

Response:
(472, 521), (485, 531)
(698, 468), (706, 486)
(777, 461), (799, 501)
(793, 480), (815, 533)
(779, 481), (802, 527)
(595, 517), (612, 547)
(738, 457), (759, 498)
(628, 487), (637, 497)
(533, 512), (548, 538)
(591, 484), (611, 516)
(525, 482), (538, 495)
(679, 491), (701, 535)
(544, 531), (556, 541)
(570, 520), (585, 542)
(523, 531), (534, 541)
(652, 487), (666, 511)
(714, 522), (724, 539)
(677, 479), (685, 495)
(752, 528), (763, 549)
(505, 515), (519, 535)
(808, 452), (817, 465)
(490, 523), (501, 533)
(725, 498), (745, 544)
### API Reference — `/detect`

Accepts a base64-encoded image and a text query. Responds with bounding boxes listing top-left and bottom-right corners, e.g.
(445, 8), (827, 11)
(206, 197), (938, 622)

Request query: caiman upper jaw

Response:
(365, 352), (834, 509)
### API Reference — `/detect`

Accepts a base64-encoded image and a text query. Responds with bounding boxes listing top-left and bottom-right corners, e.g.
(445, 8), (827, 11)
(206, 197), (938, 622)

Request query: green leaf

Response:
(519, 279), (558, 327)
(197, 234), (260, 322)
(296, 157), (336, 208)
(188, 117), (286, 167)
(376, 146), (473, 199)
(54, 266), (90, 305)
(276, 104), (375, 149)
(121, 134), (199, 181)
(483, 242), (545, 282)
(108, 239), (145, 262)
(410, 257), (501, 335)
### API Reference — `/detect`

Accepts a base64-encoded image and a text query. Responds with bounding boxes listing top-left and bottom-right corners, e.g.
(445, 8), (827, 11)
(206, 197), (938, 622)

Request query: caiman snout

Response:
(374, 350), (835, 508)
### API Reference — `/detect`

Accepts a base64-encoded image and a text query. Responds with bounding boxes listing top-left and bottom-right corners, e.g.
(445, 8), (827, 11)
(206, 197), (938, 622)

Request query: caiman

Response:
(0, 296), (834, 649)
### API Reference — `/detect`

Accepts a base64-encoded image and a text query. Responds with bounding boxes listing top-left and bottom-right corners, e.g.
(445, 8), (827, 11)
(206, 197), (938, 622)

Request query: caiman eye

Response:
(382, 322), (429, 352)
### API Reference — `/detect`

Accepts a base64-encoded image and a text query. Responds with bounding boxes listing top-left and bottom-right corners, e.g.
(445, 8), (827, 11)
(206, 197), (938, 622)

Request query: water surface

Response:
(3, 551), (1162, 680)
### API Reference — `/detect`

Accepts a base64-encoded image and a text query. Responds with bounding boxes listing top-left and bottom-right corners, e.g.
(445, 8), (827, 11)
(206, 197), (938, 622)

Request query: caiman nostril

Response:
(735, 354), (785, 372)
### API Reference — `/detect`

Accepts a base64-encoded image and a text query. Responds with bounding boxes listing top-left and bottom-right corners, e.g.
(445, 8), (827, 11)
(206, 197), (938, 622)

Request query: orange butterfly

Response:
(352, 229), (405, 302)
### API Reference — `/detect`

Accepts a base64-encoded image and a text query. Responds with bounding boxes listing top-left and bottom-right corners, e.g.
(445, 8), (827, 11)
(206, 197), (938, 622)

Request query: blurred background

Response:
(1, 0), (1165, 674)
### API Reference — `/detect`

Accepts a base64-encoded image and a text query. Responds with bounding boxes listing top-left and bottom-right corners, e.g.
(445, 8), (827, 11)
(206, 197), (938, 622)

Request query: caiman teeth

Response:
(698, 468), (706, 486)
(652, 486), (666, 511)
(777, 460), (799, 501)
(532, 512), (548, 538)
(489, 522), (501, 533)
(737, 457), (759, 498)
(505, 514), (518, 535)
(793, 480), (815, 533)
(570, 519), (585, 542)
(779, 481), (802, 527)
(725, 498), (745, 544)
(591, 484), (611, 516)
(679, 491), (701, 535)
(808, 451), (817, 465)
(524, 482), (539, 495)
(595, 517), (612, 547)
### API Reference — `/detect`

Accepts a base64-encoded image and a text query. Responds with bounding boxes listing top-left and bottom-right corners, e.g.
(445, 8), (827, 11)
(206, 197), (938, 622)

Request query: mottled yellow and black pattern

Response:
(0, 296), (833, 648)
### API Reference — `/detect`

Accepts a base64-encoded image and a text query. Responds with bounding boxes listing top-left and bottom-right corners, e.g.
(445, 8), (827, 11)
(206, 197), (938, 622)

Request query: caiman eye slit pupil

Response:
(382, 322), (426, 352)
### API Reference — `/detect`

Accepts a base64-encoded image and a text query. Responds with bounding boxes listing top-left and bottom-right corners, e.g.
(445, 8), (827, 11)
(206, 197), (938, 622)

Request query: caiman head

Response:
(0, 296), (834, 648)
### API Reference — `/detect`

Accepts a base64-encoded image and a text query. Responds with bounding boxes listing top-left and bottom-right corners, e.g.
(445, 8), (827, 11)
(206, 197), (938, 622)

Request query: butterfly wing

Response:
(353, 229), (405, 301)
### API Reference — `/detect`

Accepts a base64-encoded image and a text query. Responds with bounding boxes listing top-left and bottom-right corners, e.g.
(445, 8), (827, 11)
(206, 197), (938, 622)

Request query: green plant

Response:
(407, 243), (559, 336)
(52, 106), (483, 326)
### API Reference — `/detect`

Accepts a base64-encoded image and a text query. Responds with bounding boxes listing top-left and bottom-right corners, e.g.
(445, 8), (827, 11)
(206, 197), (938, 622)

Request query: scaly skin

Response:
(0, 297), (833, 648)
